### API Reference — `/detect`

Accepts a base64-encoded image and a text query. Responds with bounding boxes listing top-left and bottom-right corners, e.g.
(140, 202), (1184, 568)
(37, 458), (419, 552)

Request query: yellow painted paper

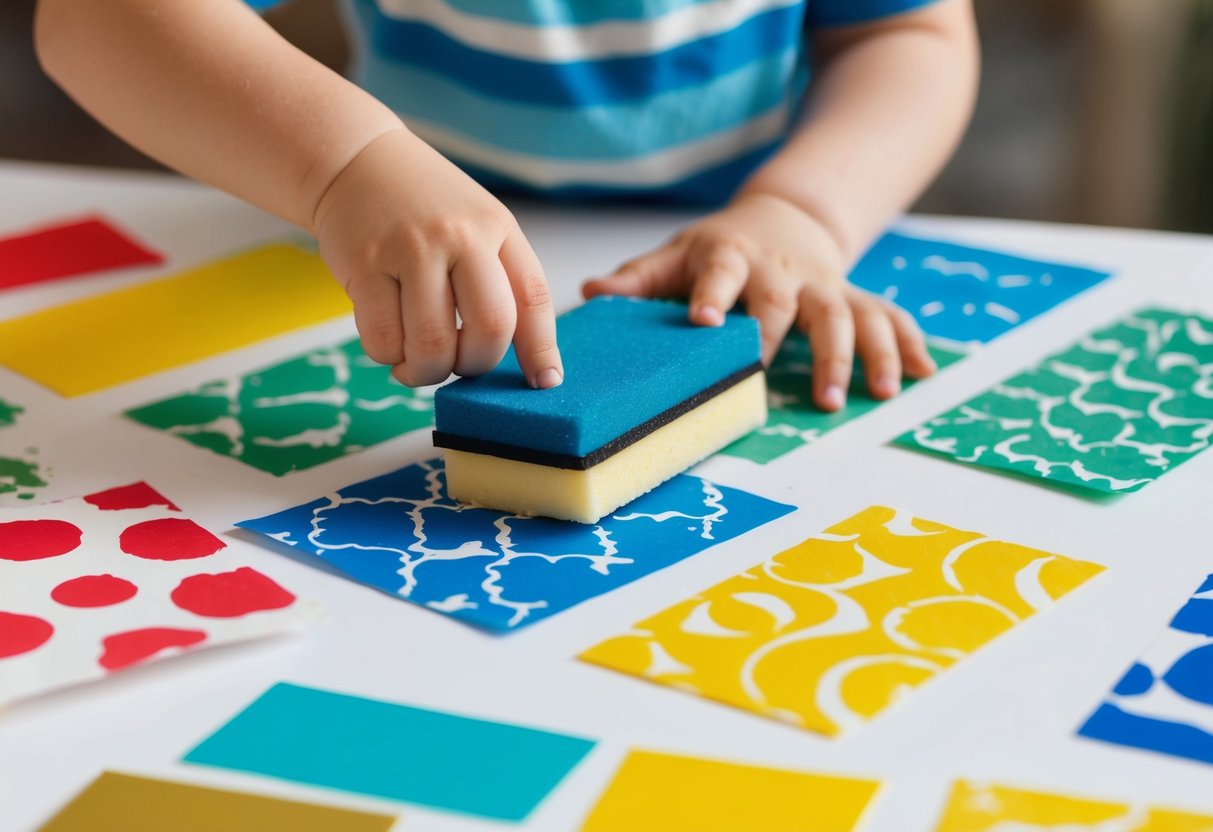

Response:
(38, 771), (397, 832)
(581, 506), (1103, 737)
(0, 244), (351, 396)
(934, 781), (1213, 831)
(580, 749), (879, 832)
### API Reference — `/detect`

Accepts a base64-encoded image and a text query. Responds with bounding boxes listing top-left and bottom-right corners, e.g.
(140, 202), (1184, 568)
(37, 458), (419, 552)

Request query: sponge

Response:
(433, 296), (767, 523)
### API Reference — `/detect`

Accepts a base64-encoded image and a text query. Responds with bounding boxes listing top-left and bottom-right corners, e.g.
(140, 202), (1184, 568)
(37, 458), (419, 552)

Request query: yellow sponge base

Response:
(444, 372), (767, 523)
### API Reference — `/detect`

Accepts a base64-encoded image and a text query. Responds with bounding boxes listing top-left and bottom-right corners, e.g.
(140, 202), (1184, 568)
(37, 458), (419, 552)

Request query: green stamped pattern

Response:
(896, 307), (1213, 494)
(721, 334), (966, 464)
(126, 339), (433, 476)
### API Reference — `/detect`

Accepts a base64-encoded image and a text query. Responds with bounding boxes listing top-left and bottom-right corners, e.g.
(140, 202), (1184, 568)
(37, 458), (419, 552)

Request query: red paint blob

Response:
(0, 611), (54, 658)
(118, 518), (224, 561)
(0, 519), (83, 561)
(85, 482), (179, 512)
(51, 574), (138, 608)
(98, 627), (207, 671)
(171, 567), (296, 618)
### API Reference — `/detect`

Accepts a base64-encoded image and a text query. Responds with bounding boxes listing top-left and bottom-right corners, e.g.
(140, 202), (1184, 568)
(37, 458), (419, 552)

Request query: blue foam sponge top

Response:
(434, 296), (760, 457)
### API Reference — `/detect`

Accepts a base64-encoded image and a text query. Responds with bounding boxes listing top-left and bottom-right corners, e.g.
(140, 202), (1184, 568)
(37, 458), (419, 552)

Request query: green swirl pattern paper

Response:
(721, 334), (966, 464)
(126, 339), (433, 476)
(896, 307), (1213, 494)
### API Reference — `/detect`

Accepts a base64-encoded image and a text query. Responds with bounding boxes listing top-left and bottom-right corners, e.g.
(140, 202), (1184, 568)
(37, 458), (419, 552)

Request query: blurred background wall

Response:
(2, 0), (1211, 232)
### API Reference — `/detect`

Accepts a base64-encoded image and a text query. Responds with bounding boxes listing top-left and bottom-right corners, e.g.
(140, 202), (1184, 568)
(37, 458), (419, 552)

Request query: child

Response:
(33, 0), (978, 411)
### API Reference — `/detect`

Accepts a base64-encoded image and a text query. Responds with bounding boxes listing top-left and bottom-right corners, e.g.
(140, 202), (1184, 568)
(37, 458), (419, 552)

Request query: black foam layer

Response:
(433, 361), (762, 471)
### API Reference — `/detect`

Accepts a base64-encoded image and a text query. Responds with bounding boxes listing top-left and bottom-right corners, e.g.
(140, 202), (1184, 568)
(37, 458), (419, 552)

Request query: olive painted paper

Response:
(896, 308), (1213, 494)
(126, 339), (432, 476)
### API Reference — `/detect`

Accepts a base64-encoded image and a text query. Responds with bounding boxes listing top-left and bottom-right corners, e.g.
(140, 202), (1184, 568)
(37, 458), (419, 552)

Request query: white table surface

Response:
(1, 160), (1212, 831)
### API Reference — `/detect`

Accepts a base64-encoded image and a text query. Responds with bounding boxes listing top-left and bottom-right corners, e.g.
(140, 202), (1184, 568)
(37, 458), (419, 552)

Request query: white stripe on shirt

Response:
(374, 0), (802, 61)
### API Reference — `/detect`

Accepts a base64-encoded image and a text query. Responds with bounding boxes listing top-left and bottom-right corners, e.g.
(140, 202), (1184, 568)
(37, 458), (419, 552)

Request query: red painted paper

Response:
(0, 215), (164, 290)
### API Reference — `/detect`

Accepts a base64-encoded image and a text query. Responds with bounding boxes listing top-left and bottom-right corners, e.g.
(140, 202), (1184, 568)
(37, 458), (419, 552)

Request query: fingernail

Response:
(693, 305), (724, 326)
(532, 368), (563, 389)
(876, 374), (901, 397)
(822, 384), (845, 410)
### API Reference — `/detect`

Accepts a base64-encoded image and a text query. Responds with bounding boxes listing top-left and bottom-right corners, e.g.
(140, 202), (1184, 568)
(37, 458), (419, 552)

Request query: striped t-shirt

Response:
(281, 0), (938, 203)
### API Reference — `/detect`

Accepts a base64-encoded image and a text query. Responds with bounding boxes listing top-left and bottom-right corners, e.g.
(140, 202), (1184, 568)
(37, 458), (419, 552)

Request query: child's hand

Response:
(314, 129), (564, 389)
(582, 193), (934, 411)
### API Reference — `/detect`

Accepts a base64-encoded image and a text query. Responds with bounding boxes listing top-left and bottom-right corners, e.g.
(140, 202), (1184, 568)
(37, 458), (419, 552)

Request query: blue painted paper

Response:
(184, 682), (595, 821)
(848, 232), (1112, 344)
(237, 458), (794, 631)
(1079, 573), (1213, 766)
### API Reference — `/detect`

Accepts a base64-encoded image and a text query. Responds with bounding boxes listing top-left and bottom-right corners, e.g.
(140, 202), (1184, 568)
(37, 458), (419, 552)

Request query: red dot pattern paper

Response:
(0, 482), (319, 707)
(0, 215), (164, 291)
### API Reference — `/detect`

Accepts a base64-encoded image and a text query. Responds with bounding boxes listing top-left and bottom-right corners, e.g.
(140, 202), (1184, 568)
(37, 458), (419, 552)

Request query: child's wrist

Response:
(730, 188), (850, 263)
(308, 124), (414, 236)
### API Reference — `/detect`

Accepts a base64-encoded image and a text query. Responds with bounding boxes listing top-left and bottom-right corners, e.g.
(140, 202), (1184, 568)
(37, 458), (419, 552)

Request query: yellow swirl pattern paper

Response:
(934, 781), (1213, 831)
(581, 506), (1103, 737)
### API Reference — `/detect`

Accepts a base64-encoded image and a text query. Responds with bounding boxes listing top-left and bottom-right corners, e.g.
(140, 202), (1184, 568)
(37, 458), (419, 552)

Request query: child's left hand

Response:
(581, 193), (936, 412)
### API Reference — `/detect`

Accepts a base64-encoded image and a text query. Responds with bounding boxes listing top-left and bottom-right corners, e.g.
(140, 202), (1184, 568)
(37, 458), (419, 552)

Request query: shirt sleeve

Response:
(807, 0), (943, 28)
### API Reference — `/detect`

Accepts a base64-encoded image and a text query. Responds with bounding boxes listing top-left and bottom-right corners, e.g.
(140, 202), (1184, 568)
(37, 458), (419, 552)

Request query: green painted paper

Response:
(895, 307), (1213, 494)
(721, 336), (967, 464)
(0, 397), (21, 429)
(0, 451), (46, 501)
(125, 339), (433, 476)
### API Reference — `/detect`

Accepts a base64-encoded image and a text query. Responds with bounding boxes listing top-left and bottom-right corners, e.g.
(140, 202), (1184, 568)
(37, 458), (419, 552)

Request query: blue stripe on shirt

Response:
(361, 49), (799, 159)
(807, 0), (937, 26)
(368, 3), (804, 107)
(459, 141), (782, 204)
(439, 0), (716, 26)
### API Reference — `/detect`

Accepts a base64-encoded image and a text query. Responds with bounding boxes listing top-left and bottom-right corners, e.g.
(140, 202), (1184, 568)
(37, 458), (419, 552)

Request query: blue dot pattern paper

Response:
(1079, 573), (1213, 766)
(184, 682), (596, 821)
(848, 232), (1113, 344)
(236, 458), (794, 631)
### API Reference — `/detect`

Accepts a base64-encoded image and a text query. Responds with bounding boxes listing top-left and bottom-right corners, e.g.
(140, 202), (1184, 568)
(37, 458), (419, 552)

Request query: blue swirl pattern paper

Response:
(849, 232), (1112, 344)
(237, 458), (794, 631)
(1079, 573), (1213, 765)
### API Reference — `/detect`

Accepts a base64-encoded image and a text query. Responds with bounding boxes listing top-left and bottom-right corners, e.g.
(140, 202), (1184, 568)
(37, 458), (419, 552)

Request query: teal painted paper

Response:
(184, 682), (595, 821)
(896, 307), (1213, 494)
(721, 336), (967, 464)
(126, 339), (432, 476)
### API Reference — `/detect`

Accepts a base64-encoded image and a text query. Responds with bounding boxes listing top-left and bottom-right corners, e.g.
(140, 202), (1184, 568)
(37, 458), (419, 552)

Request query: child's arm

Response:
(584, 0), (979, 411)
(34, 0), (563, 389)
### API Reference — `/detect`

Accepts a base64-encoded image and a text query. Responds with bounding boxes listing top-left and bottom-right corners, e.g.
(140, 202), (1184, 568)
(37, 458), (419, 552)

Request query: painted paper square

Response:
(237, 457), (794, 631)
(0, 482), (317, 707)
(1079, 573), (1213, 766)
(0, 243), (351, 397)
(581, 506), (1102, 737)
(721, 336), (966, 464)
(849, 232), (1111, 344)
(933, 781), (1213, 831)
(185, 682), (594, 822)
(896, 308), (1213, 495)
(0, 215), (163, 291)
(126, 339), (432, 475)
(580, 749), (880, 832)
(38, 771), (398, 832)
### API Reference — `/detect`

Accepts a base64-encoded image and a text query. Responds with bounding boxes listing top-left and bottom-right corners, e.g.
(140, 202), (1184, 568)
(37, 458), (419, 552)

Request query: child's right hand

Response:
(312, 128), (564, 389)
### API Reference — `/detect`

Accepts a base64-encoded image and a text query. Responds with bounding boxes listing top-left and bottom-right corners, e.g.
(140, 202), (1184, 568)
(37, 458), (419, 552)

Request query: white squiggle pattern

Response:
(582, 506), (1102, 737)
(239, 458), (792, 631)
(127, 340), (434, 475)
(899, 308), (1213, 494)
